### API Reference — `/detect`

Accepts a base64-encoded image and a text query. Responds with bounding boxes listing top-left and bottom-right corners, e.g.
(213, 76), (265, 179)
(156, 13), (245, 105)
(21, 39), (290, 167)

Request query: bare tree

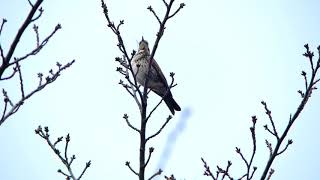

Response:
(101, 0), (185, 179)
(201, 44), (320, 180)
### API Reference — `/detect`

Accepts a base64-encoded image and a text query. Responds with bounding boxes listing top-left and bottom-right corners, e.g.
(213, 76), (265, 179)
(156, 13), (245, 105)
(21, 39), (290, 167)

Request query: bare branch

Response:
(31, 7), (44, 22)
(35, 126), (91, 180)
(235, 147), (249, 168)
(0, 0), (44, 78)
(0, 18), (7, 37)
(33, 24), (40, 47)
(144, 147), (154, 168)
(9, 24), (62, 66)
(148, 169), (162, 180)
(303, 44), (315, 74)
(277, 139), (293, 156)
(78, 161), (91, 180)
(267, 169), (275, 180)
(146, 115), (172, 142)
(15, 62), (25, 98)
(147, 6), (161, 24)
(261, 101), (279, 140)
(168, 3), (185, 19)
(265, 139), (273, 158)
(0, 44), (4, 62)
(260, 44), (320, 179)
(123, 113), (140, 133)
(201, 158), (216, 180)
(0, 60), (75, 126)
(125, 161), (139, 176)
(162, 0), (168, 7)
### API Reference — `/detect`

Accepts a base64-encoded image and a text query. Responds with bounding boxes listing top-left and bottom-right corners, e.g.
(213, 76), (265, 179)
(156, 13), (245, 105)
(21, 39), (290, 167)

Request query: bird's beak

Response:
(142, 36), (144, 41)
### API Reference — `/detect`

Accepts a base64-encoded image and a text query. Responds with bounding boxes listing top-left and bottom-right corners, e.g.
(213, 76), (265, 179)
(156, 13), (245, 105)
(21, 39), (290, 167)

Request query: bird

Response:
(131, 37), (181, 115)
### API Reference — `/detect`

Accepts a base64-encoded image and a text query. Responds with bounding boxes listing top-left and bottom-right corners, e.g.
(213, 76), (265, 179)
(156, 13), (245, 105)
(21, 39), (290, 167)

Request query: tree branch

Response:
(35, 126), (91, 180)
(0, 0), (44, 78)
(260, 44), (320, 179)
(0, 60), (75, 126)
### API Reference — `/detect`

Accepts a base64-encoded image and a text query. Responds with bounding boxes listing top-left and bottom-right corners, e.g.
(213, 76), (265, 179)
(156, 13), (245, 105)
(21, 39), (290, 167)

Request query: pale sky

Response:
(0, 0), (320, 180)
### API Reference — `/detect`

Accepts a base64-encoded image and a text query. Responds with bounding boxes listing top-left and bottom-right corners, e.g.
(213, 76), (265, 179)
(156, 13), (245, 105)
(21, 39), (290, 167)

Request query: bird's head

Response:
(139, 37), (150, 54)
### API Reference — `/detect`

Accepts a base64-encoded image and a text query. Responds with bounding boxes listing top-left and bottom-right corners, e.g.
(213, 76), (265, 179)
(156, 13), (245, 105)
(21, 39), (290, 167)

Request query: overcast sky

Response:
(1, 0), (320, 179)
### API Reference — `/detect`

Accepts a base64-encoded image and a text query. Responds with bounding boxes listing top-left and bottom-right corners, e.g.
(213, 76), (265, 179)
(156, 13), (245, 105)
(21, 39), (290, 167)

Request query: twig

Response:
(201, 158), (216, 180)
(31, 7), (44, 22)
(147, 6), (161, 24)
(125, 161), (139, 176)
(146, 115), (172, 142)
(276, 139), (293, 156)
(78, 161), (91, 180)
(144, 147), (154, 168)
(220, 161), (232, 180)
(265, 139), (273, 158)
(266, 169), (275, 180)
(162, 0), (168, 7)
(0, 18), (7, 37)
(168, 3), (185, 19)
(15, 62), (25, 98)
(148, 169), (162, 180)
(261, 101), (279, 140)
(33, 24), (40, 47)
(123, 113), (140, 133)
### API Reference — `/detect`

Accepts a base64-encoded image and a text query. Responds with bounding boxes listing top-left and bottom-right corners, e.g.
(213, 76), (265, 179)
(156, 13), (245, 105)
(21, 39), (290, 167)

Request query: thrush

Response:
(131, 38), (181, 115)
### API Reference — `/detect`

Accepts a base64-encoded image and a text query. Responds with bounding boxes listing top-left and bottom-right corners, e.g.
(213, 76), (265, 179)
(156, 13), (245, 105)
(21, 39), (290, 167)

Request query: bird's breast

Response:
(131, 56), (149, 85)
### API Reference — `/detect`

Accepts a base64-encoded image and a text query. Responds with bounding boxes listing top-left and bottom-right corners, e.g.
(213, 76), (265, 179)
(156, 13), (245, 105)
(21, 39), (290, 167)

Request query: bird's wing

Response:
(146, 58), (172, 97)
(151, 58), (169, 87)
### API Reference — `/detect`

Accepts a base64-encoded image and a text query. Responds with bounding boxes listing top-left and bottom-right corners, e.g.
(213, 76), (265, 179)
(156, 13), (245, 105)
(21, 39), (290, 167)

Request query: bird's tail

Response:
(164, 94), (181, 115)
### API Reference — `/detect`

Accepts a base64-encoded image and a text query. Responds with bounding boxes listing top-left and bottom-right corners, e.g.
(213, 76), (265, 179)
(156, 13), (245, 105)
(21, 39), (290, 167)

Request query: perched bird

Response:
(131, 38), (181, 115)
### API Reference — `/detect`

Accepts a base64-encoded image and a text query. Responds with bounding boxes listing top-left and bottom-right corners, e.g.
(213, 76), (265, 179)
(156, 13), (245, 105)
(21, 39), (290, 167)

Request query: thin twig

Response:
(276, 139), (293, 156)
(144, 147), (154, 168)
(146, 115), (172, 142)
(123, 114), (140, 133)
(16, 62), (25, 98)
(0, 18), (7, 37)
(78, 161), (91, 180)
(201, 158), (216, 180)
(31, 7), (44, 22)
(147, 6), (161, 24)
(125, 161), (139, 176)
(266, 169), (275, 180)
(148, 169), (162, 180)
(168, 3), (185, 19)
(261, 101), (279, 140)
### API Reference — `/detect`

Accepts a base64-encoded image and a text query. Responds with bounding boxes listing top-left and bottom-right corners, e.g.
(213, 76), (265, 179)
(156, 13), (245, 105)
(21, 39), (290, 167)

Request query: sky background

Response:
(1, 0), (320, 179)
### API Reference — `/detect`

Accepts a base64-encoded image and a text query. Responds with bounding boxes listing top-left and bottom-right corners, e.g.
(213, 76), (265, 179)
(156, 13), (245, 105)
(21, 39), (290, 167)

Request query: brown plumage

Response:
(131, 38), (181, 115)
